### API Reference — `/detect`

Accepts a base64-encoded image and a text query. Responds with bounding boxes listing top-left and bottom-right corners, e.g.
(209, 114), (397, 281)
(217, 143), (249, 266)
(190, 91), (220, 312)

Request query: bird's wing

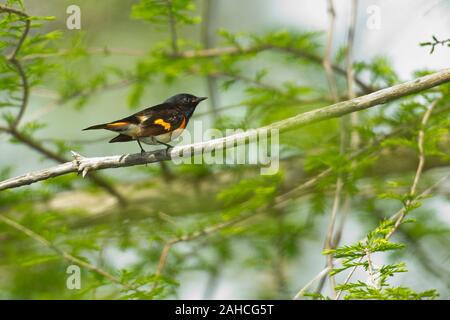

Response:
(138, 107), (187, 136)
(87, 103), (187, 137)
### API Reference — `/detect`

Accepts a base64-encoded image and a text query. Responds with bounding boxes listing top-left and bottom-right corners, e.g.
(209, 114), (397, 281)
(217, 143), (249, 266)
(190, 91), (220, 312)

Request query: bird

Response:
(83, 93), (207, 153)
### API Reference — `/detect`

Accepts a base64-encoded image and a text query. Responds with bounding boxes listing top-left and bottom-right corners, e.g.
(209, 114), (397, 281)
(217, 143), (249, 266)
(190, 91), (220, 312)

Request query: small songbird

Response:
(83, 93), (207, 153)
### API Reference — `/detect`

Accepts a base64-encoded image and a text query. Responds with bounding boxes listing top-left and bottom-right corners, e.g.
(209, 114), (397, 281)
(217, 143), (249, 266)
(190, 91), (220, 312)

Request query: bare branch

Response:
(0, 68), (449, 191)
(4, 127), (126, 204)
(155, 213), (256, 277)
(293, 266), (331, 300)
(201, 0), (220, 118)
(386, 99), (438, 239)
(175, 45), (375, 94)
(323, 0), (339, 102)
(346, 0), (359, 148)
(420, 35), (450, 54)
(166, 0), (179, 54)
(320, 0), (341, 298)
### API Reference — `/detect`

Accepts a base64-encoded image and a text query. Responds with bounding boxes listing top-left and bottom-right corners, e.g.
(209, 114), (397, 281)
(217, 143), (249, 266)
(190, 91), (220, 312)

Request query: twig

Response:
(420, 35), (450, 54)
(201, 0), (220, 118)
(336, 100), (440, 298)
(320, 0), (344, 298)
(336, 171), (449, 299)
(330, 0), (359, 268)
(322, 0), (339, 102)
(0, 5), (30, 60)
(293, 266), (331, 300)
(0, 214), (137, 292)
(174, 45), (375, 94)
(0, 5), (31, 128)
(0, 4), (123, 203)
(335, 256), (362, 299)
(324, 177), (341, 298)
(385, 100), (437, 239)
(364, 248), (380, 289)
(4, 127), (126, 205)
(347, 0), (360, 148)
(21, 47), (147, 60)
(155, 213), (255, 276)
(0, 68), (449, 191)
(166, 0), (178, 54)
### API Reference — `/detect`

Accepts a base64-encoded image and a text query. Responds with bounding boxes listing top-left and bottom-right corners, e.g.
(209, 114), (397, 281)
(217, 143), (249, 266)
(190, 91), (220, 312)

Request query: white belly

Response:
(140, 132), (173, 145)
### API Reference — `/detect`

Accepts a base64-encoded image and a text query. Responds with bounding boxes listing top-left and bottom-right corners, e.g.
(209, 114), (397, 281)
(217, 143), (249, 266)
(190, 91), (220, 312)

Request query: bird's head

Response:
(165, 93), (207, 108)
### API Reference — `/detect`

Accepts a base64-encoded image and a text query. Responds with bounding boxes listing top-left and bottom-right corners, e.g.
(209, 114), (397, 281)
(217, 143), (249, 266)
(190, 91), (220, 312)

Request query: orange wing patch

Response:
(107, 122), (130, 128)
(154, 118), (171, 131)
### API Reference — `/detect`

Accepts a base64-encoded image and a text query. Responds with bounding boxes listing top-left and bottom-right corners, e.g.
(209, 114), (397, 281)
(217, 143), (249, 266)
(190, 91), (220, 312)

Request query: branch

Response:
(0, 214), (138, 292)
(201, 0), (220, 118)
(321, 0), (340, 298)
(166, 0), (178, 54)
(336, 171), (449, 299)
(0, 5), (30, 60)
(385, 99), (438, 239)
(323, 0), (339, 102)
(293, 266), (331, 300)
(1, 68), (449, 191)
(155, 213), (254, 277)
(0, 4), (31, 128)
(175, 44), (375, 94)
(4, 127), (126, 204)
(420, 35), (450, 54)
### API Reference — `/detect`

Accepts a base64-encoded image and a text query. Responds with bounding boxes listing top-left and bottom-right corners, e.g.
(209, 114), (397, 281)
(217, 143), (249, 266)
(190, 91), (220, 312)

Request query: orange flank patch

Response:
(107, 122), (129, 128)
(154, 118), (171, 130)
(179, 116), (187, 129)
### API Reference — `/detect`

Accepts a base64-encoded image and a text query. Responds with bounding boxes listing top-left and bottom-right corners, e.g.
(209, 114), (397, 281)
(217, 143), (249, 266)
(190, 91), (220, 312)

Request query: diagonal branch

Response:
(4, 127), (126, 204)
(385, 99), (438, 239)
(175, 44), (375, 94)
(0, 214), (138, 292)
(0, 68), (449, 191)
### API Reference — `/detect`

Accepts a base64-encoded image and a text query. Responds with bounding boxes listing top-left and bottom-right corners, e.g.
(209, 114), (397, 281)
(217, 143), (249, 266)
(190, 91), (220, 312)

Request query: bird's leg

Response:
(156, 140), (173, 150)
(137, 140), (146, 154)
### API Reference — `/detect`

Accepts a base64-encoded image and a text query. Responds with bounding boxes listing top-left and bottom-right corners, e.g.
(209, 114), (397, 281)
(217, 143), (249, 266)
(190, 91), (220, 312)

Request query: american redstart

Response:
(83, 93), (207, 153)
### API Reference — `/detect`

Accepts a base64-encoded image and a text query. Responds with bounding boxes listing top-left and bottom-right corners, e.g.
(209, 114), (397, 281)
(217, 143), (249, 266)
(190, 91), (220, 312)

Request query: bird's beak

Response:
(196, 97), (208, 102)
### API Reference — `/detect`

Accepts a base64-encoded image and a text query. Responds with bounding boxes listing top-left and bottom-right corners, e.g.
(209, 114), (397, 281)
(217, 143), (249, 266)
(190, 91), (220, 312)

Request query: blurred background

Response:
(0, 0), (449, 299)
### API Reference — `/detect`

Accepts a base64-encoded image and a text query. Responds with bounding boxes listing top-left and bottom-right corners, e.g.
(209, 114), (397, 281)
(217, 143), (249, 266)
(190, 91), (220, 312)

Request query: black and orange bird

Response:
(83, 93), (207, 153)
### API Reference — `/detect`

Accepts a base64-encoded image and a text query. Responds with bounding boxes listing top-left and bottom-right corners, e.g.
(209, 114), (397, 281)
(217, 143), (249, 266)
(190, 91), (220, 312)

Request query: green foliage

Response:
(0, 0), (449, 300)
(132, 0), (200, 26)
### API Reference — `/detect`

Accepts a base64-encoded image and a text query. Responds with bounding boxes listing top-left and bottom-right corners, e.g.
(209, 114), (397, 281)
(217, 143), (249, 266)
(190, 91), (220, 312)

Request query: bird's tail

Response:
(82, 123), (108, 130)
(109, 134), (133, 143)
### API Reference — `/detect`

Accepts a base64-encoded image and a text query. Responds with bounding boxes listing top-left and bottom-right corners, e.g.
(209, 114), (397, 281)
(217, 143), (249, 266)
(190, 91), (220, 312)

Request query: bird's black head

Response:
(164, 93), (207, 107)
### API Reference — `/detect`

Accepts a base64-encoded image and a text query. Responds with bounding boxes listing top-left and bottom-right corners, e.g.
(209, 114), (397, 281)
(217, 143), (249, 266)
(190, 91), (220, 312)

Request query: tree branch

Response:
(0, 214), (138, 292)
(201, 0), (220, 118)
(0, 4), (31, 128)
(174, 44), (375, 94)
(0, 68), (449, 191)
(4, 127), (126, 204)
(385, 99), (438, 239)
